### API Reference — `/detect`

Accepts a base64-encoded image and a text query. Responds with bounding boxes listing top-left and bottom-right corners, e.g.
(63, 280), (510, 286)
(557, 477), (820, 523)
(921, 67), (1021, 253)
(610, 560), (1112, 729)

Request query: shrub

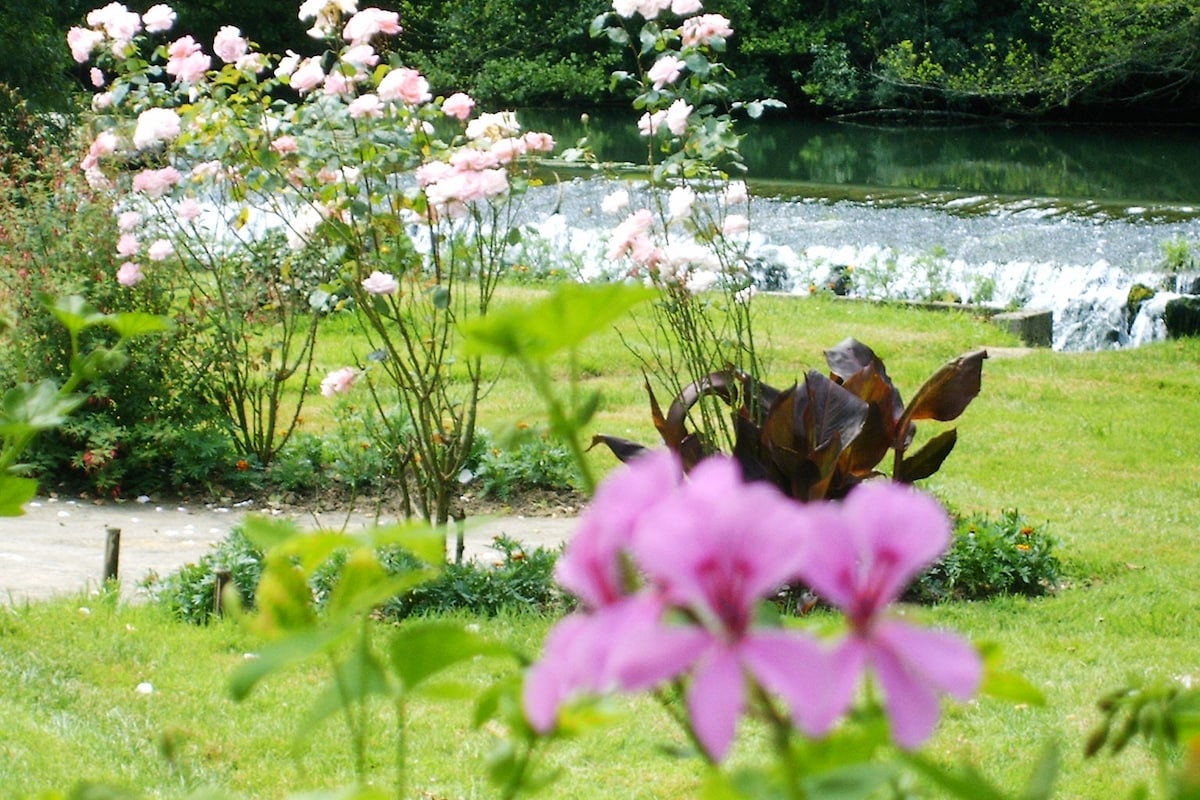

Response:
(154, 529), (566, 625)
(908, 509), (1062, 602)
(467, 430), (578, 501)
(145, 527), (265, 624)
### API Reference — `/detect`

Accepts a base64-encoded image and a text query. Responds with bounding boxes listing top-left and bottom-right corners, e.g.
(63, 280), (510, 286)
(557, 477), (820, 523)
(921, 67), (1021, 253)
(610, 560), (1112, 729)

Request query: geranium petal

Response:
(607, 596), (710, 691)
(556, 449), (681, 606)
(870, 622), (981, 749)
(875, 621), (982, 700)
(844, 483), (951, 604)
(686, 644), (745, 762)
(738, 630), (862, 737)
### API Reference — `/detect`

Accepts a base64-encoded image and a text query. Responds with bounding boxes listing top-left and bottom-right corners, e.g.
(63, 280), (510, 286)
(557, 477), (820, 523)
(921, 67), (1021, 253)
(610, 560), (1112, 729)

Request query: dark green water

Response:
(521, 110), (1200, 208)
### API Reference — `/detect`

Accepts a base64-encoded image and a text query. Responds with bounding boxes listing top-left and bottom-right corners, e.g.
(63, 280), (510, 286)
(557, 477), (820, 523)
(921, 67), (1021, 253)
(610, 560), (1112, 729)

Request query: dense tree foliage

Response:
(3, 0), (1198, 118)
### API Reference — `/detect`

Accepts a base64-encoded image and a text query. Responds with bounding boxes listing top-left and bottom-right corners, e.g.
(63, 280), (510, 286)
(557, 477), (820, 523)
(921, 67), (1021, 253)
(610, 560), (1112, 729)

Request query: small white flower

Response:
(136, 682), (154, 695)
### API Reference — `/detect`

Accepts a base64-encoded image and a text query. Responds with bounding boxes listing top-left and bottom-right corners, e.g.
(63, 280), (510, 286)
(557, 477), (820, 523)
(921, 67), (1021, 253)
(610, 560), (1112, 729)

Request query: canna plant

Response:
(594, 337), (987, 501)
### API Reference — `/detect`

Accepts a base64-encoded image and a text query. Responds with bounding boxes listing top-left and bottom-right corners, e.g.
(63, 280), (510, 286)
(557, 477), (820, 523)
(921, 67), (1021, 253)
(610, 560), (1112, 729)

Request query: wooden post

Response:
(213, 569), (232, 618)
(103, 527), (120, 583)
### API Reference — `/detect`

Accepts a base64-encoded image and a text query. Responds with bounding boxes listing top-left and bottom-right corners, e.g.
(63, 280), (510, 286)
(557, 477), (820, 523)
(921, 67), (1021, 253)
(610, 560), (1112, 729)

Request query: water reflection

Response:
(522, 109), (1200, 206)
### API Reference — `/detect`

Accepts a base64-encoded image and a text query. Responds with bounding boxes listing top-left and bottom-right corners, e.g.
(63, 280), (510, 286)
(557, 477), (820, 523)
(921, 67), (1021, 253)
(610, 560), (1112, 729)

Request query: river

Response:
(518, 110), (1200, 350)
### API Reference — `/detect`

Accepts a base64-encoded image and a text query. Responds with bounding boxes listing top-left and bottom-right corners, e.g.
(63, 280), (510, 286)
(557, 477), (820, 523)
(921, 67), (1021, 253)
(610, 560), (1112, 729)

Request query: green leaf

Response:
(389, 620), (513, 692)
(229, 627), (344, 701)
(0, 474), (38, 516)
(239, 514), (304, 552)
(901, 754), (1008, 800)
(43, 294), (105, 336)
(0, 380), (85, 436)
(102, 311), (172, 339)
(804, 763), (896, 800)
(298, 636), (393, 739)
(368, 521), (445, 565)
(461, 283), (653, 361)
(979, 641), (1046, 706)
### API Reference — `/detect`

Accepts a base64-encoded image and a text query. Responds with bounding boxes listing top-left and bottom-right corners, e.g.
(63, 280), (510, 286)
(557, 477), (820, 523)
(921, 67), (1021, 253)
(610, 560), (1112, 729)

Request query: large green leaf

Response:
(42, 294), (105, 336)
(298, 635), (393, 739)
(389, 620), (513, 692)
(229, 627), (345, 701)
(0, 380), (85, 435)
(460, 283), (653, 361)
(102, 310), (172, 339)
(0, 474), (38, 517)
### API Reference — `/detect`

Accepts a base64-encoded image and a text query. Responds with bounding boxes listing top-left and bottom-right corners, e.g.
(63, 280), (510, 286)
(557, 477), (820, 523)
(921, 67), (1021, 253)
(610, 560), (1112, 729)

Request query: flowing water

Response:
(519, 111), (1200, 350)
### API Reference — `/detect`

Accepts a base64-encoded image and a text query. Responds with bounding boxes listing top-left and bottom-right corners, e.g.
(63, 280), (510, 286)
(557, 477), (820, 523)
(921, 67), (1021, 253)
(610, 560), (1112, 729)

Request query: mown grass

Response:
(4, 289), (1200, 798)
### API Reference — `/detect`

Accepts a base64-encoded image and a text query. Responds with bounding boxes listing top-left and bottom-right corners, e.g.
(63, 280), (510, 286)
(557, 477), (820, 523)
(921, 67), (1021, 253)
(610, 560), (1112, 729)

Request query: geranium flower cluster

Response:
(523, 450), (982, 761)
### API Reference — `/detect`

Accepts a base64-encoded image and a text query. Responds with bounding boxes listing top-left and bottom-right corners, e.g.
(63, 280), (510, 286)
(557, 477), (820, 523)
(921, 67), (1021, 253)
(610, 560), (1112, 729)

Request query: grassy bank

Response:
(4, 292), (1200, 797)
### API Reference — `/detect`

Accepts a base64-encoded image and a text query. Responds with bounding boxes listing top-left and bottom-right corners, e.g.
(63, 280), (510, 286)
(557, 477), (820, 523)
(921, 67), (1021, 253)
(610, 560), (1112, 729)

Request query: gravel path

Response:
(0, 496), (577, 603)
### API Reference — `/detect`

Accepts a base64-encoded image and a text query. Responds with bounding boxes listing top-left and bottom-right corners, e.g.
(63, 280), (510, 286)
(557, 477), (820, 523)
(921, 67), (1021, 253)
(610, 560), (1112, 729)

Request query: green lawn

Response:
(4, 290), (1200, 798)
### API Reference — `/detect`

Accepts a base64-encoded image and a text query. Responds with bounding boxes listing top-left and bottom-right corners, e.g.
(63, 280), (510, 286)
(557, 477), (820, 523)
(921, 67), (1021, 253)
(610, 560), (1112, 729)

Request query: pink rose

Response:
(722, 214), (749, 236)
(117, 211), (141, 231)
(637, 109), (666, 136)
(213, 26), (248, 64)
(378, 67), (430, 105)
(270, 135), (298, 155)
(116, 261), (144, 287)
(647, 54), (684, 90)
(166, 36), (211, 83)
(442, 92), (475, 121)
(87, 2), (141, 42)
(142, 4), (176, 34)
(67, 27), (105, 63)
(347, 93), (384, 118)
(342, 8), (401, 44)
(131, 166), (182, 197)
(132, 107), (181, 150)
(664, 98), (692, 135)
(177, 198), (202, 222)
(522, 131), (555, 153)
(81, 130), (118, 171)
(116, 233), (139, 257)
(320, 366), (359, 398)
(323, 72), (353, 97)
(147, 239), (174, 261)
(289, 58), (325, 93)
(681, 13), (733, 47)
(341, 44), (379, 70)
(361, 270), (399, 295)
(671, 0), (703, 13)
(89, 68), (105, 88)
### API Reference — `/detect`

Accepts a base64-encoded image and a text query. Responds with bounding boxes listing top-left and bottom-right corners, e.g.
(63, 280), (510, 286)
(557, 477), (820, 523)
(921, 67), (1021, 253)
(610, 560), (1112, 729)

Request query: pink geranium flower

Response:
(796, 482), (983, 749)
(555, 449), (681, 607)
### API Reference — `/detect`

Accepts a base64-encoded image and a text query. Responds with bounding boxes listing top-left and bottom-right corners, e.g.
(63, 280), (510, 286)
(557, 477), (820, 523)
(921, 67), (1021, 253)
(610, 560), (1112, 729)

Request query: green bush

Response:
(467, 430), (578, 501)
(145, 527), (265, 624)
(909, 509), (1062, 602)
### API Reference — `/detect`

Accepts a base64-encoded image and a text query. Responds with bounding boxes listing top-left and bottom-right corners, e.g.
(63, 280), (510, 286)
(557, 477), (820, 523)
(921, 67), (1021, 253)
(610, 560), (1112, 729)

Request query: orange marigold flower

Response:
(235, 459), (250, 471)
